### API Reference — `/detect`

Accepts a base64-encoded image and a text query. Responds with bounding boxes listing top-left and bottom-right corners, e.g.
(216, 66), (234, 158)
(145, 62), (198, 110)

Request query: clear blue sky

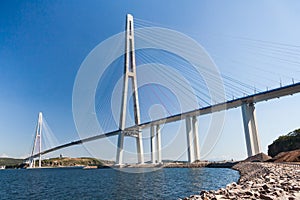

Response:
(0, 0), (300, 161)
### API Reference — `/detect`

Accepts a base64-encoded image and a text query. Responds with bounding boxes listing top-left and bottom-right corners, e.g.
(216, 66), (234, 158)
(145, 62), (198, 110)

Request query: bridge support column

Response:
(241, 103), (261, 157)
(150, 125), (162, 164)
(150, 125), (156, 163)
(136, 129), (144, 164)
(192, 116), (200, 161)
(185, 117), (194, 163)
(29, 158), (35, 168)
(186, 116), (200, 163)
(116, 132), (125, 165)
(156, 125), (162, 163)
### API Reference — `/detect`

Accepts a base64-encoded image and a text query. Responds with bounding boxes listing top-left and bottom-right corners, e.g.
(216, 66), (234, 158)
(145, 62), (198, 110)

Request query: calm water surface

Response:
(0, 167), (239, 199)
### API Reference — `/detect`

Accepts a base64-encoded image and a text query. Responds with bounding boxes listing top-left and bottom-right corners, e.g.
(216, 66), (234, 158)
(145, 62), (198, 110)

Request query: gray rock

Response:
(293, 186), (300, 191)
(245, 191), (253, 196)
(184, 162), (300, 200)
(269, 179), (276, 184)
(259, 194), (274, 200)
(272, 191), (281, 197)
(262, 184), (270, 190)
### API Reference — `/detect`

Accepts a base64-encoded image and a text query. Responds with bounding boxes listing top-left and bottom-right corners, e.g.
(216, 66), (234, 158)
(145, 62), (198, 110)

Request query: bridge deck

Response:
(140, 82), (300, 128)
(27, 82), (300, 159)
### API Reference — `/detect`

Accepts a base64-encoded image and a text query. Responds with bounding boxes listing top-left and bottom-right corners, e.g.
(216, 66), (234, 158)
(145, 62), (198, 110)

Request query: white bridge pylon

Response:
(116, 14), (144, 165)
(29, 112), (43, 168)
(115, 14), (262, 165)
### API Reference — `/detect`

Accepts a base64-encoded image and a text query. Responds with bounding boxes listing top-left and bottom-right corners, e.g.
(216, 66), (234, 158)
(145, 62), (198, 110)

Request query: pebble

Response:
(183, 162), (300, 200)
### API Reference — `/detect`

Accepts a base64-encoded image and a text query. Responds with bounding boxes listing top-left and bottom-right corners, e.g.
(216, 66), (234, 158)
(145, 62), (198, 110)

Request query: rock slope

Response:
(271, 149), (300, 163)
(243, 152), (272, 162)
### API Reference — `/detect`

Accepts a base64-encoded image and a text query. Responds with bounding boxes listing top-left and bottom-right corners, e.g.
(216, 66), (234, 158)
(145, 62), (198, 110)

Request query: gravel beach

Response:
(184, 162), (300, 200)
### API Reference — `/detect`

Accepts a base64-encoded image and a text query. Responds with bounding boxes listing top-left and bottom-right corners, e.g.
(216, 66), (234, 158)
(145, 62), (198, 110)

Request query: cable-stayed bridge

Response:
(26, 14), (300, 167)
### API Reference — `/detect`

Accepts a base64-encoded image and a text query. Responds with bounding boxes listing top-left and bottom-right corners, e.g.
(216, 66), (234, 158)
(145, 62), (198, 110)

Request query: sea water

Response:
(0, 167), (239, 199)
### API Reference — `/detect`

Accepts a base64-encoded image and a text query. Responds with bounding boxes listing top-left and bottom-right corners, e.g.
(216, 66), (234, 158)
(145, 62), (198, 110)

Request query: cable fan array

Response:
(91, 17), (300, 134)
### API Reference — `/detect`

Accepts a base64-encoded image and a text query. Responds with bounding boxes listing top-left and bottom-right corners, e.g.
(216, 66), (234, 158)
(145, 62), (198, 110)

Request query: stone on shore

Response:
(183, 162), (300, 200)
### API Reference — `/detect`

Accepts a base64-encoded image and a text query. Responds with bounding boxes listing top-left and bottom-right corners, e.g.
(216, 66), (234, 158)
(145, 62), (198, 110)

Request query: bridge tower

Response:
(116, 14), (144, 165)
(29, 112), (43, 168)
(241, 103), (261, 156)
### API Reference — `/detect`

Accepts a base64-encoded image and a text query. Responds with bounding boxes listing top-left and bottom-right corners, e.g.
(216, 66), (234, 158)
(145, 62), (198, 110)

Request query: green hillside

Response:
(41, 157), (105, 167)
(0, 158), (24, 167)
(268, 128), (300, 157)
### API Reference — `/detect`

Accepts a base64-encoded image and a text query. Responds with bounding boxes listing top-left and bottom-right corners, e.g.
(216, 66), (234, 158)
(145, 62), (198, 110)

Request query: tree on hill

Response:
(268, 128), (300, 157)
(0, 158), (23, 168)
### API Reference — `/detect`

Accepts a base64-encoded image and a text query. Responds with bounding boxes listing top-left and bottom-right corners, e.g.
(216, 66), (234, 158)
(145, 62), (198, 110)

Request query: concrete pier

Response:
(241, 103), (261, 157)
(150, 125), (162, 163)
(186, 116), (200, 163)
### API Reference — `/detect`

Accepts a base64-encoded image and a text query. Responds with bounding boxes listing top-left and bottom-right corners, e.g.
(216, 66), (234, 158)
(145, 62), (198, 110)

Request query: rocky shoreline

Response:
(184, 162), (300, 200)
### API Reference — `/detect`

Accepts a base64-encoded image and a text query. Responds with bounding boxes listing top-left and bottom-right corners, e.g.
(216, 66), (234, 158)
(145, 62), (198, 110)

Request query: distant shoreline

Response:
(108, 161), (237, 169)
